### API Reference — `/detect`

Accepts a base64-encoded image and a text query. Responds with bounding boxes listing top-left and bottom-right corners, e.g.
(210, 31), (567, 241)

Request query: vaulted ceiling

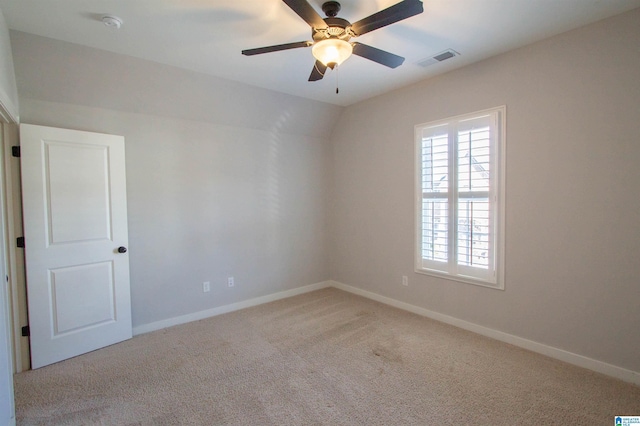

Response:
(1, 0), (639, 106)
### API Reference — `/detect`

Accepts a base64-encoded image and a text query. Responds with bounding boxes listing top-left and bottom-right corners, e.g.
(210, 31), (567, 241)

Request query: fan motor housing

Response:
(313, 17), (353, 41)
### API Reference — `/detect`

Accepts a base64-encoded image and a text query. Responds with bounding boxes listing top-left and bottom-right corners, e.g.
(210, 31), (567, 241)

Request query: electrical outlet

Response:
(228, 276), (234, 287)
(203, 281), (210, 293)
(402, 276), (408, 286)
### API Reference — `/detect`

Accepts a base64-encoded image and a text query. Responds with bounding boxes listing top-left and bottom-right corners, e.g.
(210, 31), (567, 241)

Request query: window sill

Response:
(414, 268), (504, 290)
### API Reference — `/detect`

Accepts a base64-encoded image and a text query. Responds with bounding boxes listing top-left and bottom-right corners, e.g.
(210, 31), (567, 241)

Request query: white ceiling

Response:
(1, 0), (639, 106)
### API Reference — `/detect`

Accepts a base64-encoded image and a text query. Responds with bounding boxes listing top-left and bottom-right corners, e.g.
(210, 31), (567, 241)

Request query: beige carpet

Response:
(14, 288), (640, 425)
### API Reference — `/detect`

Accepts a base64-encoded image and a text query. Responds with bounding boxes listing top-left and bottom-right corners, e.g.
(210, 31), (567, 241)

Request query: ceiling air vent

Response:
(417, 49), (459, 67)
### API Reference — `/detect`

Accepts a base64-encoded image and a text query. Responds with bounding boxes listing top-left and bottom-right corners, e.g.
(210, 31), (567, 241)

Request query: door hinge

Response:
(16, 237), (25, 248)
(11, 146), (20, 157)
(21, 325), (29, 337)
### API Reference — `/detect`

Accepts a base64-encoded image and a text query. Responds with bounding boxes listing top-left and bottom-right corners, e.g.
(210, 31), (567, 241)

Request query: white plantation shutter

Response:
(415, 107), (505, 288)
(420, 125), (449, 271)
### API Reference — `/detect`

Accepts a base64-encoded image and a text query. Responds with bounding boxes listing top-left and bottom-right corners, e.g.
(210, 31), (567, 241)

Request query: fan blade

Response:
(242, 41), (312, 56)
(309, 61), (328, 81)
(351, 0), (423, 36)
(282, 0), (327, 29)
(352, 42), (405, 68)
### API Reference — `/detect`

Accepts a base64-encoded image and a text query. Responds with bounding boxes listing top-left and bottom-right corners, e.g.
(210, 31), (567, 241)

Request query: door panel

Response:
(50, 261), (115, 335)
(20, 124), (132, 369)
(46, 142), (112, 244)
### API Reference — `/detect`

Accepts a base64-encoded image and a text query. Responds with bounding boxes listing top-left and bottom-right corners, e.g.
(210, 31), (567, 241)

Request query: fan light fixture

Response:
(312, 39), (353, 69)
(241, 0), (425, 84)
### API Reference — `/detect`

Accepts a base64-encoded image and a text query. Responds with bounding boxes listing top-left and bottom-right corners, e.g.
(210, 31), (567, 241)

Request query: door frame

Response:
(1, 121), (28, 372)
(0, 113), (18, 424)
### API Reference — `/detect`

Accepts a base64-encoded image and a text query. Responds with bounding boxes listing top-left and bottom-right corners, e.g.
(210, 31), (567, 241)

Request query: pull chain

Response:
(335, 65), (339, 94)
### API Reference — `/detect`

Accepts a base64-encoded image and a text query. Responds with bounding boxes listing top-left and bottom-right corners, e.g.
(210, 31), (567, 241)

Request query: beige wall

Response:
(330, 8), (640, 373)
(12, 32), (341, 328)
(0, 9), (18, 121)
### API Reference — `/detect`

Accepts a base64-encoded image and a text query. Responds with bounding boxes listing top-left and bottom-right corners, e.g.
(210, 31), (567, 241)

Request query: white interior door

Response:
(20, 124), (132, 369)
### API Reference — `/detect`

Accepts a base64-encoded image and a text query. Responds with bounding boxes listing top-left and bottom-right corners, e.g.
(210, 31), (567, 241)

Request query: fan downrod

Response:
(322, 1), (341, 18)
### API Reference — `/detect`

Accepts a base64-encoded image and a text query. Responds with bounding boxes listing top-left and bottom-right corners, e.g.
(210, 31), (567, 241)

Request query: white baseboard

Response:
(133, 281), (331, 336)
(330, 280), (640, 386)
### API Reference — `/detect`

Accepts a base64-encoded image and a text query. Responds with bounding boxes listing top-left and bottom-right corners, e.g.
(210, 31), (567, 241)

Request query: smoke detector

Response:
(102, 15), (123, 29)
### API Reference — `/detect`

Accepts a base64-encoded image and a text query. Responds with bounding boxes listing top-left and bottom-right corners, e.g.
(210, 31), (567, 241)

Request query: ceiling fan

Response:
(242, 0), (424, 82)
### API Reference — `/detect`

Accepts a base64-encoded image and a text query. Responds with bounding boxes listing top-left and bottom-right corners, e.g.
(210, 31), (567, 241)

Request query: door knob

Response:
(117, 246), (127, 253)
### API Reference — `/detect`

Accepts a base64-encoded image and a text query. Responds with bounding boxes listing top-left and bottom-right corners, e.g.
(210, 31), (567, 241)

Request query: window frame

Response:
(414, 106), (506, 290)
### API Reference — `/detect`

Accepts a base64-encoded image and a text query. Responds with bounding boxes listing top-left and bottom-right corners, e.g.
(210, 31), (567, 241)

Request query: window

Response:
(415, 107), (505, 289)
